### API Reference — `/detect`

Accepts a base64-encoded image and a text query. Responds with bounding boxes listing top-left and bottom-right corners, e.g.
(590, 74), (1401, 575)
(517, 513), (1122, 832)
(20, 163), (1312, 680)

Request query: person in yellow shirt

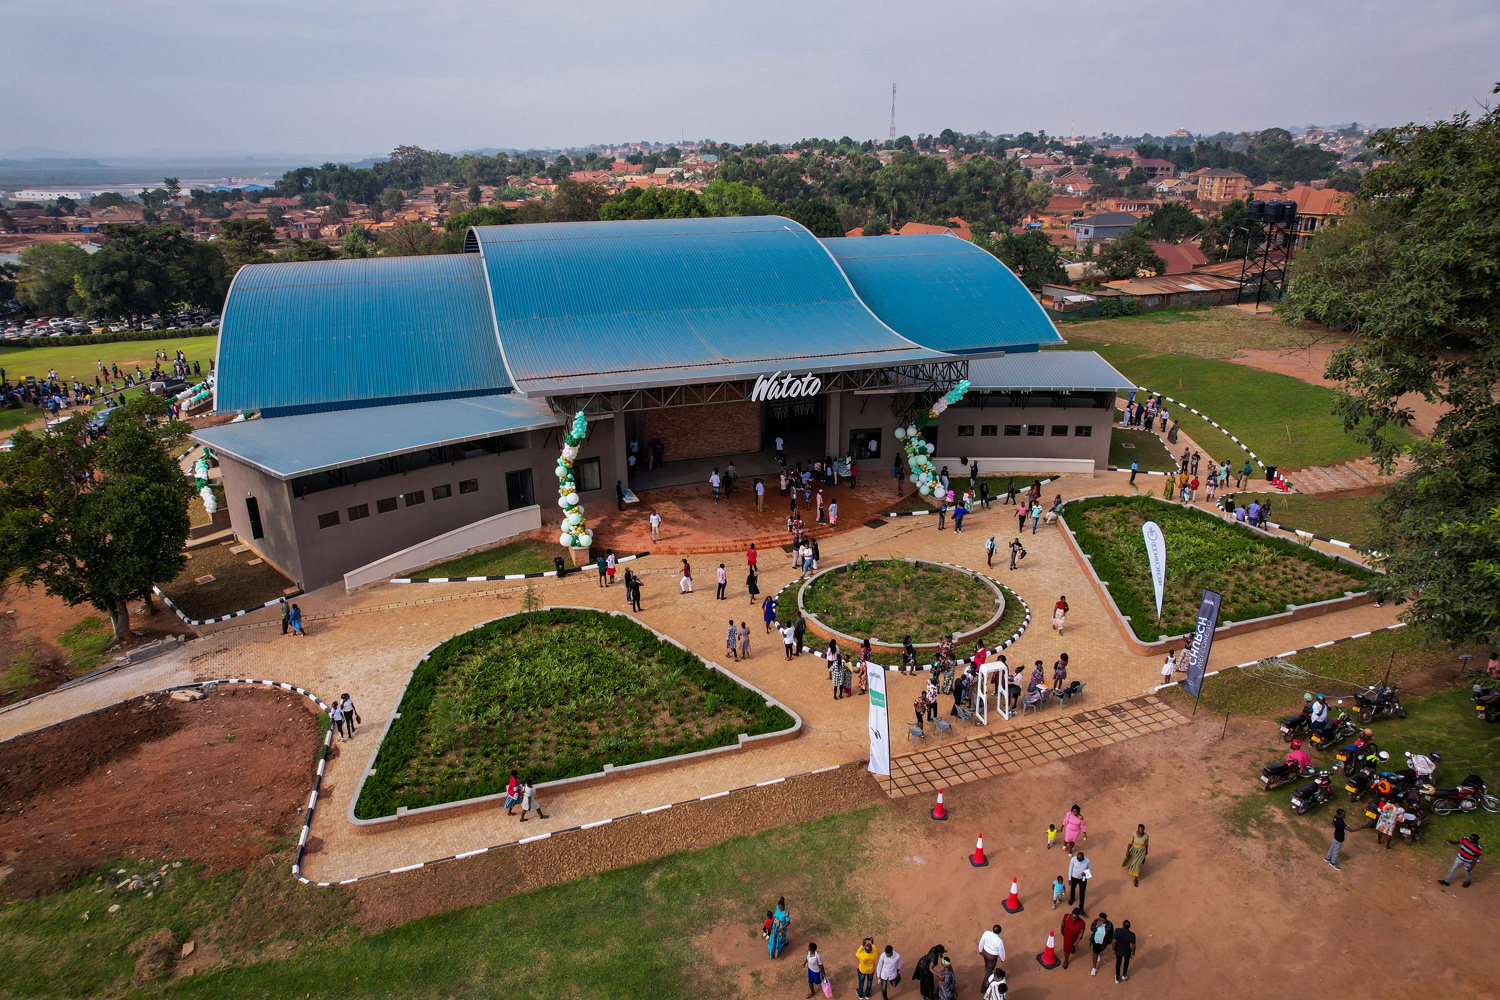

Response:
(855, 937), (879, 999)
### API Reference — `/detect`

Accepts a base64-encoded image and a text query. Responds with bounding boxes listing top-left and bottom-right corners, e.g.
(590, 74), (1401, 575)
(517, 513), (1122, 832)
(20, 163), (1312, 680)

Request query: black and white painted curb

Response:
(1153, 621), (1409, 694)
(153, 587), (303, 627)
(391, 551), (649, 584)
(1262, 520), (1384, 559)
(882, 477), (1059, 516)
(1123, 386), (1267, 471)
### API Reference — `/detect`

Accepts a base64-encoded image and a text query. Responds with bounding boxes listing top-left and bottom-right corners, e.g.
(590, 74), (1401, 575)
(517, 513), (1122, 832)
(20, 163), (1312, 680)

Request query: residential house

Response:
(897, 220), (973, 240)
(1151, 177), (1194, 200)
(1196, 168), (1248, 203)
(1281, 185), (1350, 247)
(1251, 181), (1285, 200)
(1136, 158), (1176, 180)
(1103, 197), (1161, 215)
(1150, 241), (1209, 274)
(1069, 211), (1140, 242)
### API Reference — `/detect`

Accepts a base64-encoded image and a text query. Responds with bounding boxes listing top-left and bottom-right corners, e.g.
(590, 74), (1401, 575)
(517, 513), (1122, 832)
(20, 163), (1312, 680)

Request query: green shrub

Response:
(1, 327), (217, 349)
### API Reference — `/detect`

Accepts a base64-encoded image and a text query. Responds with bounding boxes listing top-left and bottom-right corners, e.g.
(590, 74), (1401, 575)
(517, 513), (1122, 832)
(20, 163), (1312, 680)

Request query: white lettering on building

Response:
(750, 371), (823, 402)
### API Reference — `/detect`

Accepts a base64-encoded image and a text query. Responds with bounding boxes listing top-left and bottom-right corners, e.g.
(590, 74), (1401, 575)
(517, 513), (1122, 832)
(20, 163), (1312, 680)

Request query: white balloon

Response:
(893, 427), (906, 439)
(565, 492), (579, 506)
(577, 532), (593, 547)
(557, 496), (571, 508)
(925, 442), (936, 454)
(907, 425), (918, 437)
(558, 532), (572, 545)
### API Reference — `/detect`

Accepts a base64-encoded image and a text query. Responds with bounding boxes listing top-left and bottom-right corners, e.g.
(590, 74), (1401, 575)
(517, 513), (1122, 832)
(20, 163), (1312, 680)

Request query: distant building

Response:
(1135, 158), (1176, 180)
(1070, 211), (1140, 242)
(1282, 185), (1350, 247)
(1196, 169), (1249, 203)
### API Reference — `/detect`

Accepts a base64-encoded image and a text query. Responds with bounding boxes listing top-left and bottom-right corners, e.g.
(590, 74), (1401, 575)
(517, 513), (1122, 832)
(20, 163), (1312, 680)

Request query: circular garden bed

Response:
(354, 609), (795, 819)
(798, 557), (1004, 648)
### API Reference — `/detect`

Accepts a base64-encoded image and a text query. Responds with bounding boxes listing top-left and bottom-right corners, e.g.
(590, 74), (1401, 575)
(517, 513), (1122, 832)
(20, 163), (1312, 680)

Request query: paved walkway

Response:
(0, 467), (1403, 883)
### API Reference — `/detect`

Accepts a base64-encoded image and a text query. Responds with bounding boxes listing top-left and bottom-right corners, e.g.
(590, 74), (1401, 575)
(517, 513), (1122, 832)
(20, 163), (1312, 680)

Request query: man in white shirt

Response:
(649, 509), (662, 542)
(978, 924), (1006, 980)
(775, 436), (785, 464)
(875, 946), (903, 1000)
(709, 469), (721, 503)
(1068, 852), (1093, 913)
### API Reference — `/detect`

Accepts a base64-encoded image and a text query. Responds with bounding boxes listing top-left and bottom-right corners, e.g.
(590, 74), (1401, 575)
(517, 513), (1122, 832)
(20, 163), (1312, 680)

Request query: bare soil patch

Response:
(1230, 343), (1445, 438)
(0, 686), (321, 898)
(157, 541), (294, 621)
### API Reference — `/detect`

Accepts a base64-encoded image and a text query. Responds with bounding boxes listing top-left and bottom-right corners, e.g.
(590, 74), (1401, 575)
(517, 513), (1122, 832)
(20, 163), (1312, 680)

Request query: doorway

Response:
(505, 469), (535, 510)
(245, 496), (264, 539)
(849, 427), (883, 463)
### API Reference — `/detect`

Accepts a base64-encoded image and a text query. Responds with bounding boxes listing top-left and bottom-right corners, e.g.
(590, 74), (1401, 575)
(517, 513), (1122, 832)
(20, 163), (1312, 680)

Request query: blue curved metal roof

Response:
(465, 217), (946, 395)
(214, 254), (508, 416)
(820, 234), (1063, 355)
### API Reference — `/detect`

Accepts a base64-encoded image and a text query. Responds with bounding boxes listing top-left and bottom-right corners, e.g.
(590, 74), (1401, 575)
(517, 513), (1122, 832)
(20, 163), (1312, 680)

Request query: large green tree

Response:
(217, 218), (277, 271)
(0, 394), (193, 642)
(75, 224), (228, 326)
(15, 242), (89, 316)
(1135, 202), (1203, 243)
(1095, 233), (1167, 280)
(1280, 85), (1500, 644)
(972, 229), (1067, 290)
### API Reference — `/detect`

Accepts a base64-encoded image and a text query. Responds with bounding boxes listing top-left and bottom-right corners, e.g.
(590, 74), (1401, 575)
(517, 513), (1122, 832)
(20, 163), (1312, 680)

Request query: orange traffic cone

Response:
(931, 789), (947, 821)
(1036, 931), (1060, 969)
(969, 832), (988, 867)
(1002, 876), (1023, 913)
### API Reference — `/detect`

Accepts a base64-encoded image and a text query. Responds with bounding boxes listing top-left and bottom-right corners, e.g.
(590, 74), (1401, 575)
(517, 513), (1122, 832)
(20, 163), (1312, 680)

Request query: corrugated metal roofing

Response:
(467, 217), (948, 395)
(967, 351), (1135, 392)
(820, 235), (1063, 355)
(193, 394), (564, 480)
(214, 254), (508, 415)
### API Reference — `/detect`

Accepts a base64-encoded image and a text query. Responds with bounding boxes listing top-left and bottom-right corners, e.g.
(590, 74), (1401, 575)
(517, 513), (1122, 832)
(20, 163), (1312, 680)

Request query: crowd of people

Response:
(0, 348), (211, 422)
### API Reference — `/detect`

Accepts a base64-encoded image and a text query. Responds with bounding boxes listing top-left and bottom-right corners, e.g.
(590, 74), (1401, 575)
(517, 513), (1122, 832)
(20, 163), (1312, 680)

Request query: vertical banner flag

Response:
(1142, 520), (1166, 622)
(1182, 588), (1223, 700)
(867, 662), (891, 777)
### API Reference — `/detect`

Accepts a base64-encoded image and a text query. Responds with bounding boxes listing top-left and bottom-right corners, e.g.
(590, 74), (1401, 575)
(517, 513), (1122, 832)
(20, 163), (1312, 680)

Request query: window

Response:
(347, 503), (370, 521)
(575, 457), (602, 492)
(404, 490), (425, 507)
(1027, 425), (1044, 437)
(376, 496), (398, 514)
(1051, 425), (1069, 437)
(459, 478), (479, 495)
(957, 425), (975, 437)
(317, 510), (340, 529)
(1074, 425), (1093, 438)
(1004, 425), (1021, 437)
(981, 425), (998, 437)
(432, 484), (452, 500)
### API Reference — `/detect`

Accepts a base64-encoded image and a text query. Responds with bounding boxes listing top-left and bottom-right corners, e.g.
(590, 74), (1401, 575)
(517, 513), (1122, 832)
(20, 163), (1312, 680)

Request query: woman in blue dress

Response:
(768, 897), (790, 958)
(762, 595), (779, 634)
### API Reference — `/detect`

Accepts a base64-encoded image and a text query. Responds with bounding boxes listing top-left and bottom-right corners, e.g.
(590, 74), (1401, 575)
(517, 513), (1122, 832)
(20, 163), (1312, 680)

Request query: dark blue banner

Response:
(1182, 589), (1223, 699)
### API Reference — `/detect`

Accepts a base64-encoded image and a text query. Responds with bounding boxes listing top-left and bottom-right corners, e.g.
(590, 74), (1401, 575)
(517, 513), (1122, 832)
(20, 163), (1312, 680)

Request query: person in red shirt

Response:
(503, 770), (521, 816)
(1060, 907), (1087, 969)
(1286, 739), (1312, 772)
(747, 543), (758, 570)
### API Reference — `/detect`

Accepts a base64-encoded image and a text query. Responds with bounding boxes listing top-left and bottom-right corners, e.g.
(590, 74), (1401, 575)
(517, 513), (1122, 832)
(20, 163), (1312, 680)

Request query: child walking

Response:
(1046, 823), (1059, 850)
(1052, 874), (1067, 910)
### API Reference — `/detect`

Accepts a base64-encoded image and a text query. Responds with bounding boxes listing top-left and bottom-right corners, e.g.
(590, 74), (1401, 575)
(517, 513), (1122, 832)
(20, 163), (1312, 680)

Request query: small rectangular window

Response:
(404, 490), (425, 507)
(1051, 425), (1069, 437)
(347, 503), (370, 521)
(1004, 425), (1021, 437)
(317, 510), (340, 529)
(432, 484), (452, 500)
(981, 425), (998, 437)
(575, 457), (602, 492)
(1027, 425), (1044, 437)
(1074, 425), (1093, 438)
(377, 496), (398, 514)
(459, 479), (479, 494)
(956, 425), (975, 437)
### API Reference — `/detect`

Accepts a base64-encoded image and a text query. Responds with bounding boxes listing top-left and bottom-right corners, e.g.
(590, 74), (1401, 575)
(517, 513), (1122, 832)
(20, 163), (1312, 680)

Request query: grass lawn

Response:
(803, 559), (997, 644)
(358, 609), (794, 817)
(0, 806), (877, 999)
(56, 616), (113, 673)
(0, 335), (218, 385)
(1063, 305), (1312, 360)
(1066, 495), (1374, 638)
(1267, 491), (1384, 548)
(1109, 426), (1177, 471)
(415, 537), (569, 578)
(157, 542), (294, 620)
(1057, 331), (1413, 468)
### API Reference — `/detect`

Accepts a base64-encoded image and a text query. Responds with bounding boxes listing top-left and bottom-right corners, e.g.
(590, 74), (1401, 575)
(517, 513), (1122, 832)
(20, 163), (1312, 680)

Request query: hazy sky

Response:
(3, 0), (1497, 157)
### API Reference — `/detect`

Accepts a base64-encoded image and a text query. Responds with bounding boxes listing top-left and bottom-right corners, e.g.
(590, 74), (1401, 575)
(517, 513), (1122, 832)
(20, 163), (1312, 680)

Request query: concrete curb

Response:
(390, 552), (649, 584)
(153, 586), (303, 627)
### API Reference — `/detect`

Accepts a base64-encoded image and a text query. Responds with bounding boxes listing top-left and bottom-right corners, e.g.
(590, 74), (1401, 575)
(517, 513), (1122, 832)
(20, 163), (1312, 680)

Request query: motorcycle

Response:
(1355, 682), (1405, 723)
(1336, 734), (1379, 776)
(1307, 712), (1358, 752)
(1420, 775), (1500, 815)
(1345, 765), (1403, 802)
(1364, 790), (1429, 843)
(1290, 771), (1335, 814)
(1279, 714), (1311, 743)
(1474, 684), (1500, 723)
(1260, 759), (1314, 791)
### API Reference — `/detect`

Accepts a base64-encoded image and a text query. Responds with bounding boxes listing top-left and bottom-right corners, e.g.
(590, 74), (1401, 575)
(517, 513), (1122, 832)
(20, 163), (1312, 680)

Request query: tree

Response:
(1279, 87), (1500, 644)
(15, 242), (89, 316)
(76, 224), (228, 326)
(163, 177), (182, 201)
(786, 198), (844, 238)
(547, 179), (610, 222)
(0, 261), (19, 318)
(0, 394), (193, 642)
(379, 222), (440, 256)
(600, 187), (707, 221)
(1095, 233), (1167, 279)
(382, 188), (406, 211)
(972, 229), (1067, 290)
(702, 179), (776, 217)
(340, 225), (379, 259)
(216, 218), (277, 271)
(467, 183), (482, 205)
(265, 204), (286, 228)
(1197, 199), (1248, 261)
(1135, 202), (1203, 243)
(275, 239), (340, 262)
(90, 191), (130, 209)
(862, 213), (891, 237)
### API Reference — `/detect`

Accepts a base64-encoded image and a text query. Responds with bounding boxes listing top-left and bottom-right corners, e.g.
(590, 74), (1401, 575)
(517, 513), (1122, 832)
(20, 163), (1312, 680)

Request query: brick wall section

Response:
(642, 401), (761, 462)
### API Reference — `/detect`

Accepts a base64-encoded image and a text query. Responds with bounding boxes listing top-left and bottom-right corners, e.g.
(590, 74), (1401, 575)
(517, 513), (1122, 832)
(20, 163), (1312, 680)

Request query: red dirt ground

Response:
(0, 686), (321, 898)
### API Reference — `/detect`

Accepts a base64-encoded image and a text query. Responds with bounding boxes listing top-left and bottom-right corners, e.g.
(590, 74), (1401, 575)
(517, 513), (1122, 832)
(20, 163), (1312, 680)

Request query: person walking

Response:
(330, 699), (346, 741)
(1009, 537), (1024, 571)
(503, 770), (522, 815)
(1051, 596), (1068, 634)
(755, 477), (765, 511)
(1030, 501), (1042, 534)
(1112, 919), (1137, 982)
(649, 508), (662, 542)
(763, 594), (779, 634)
(937, 501), (947, 531)
(679, 559), (693, 593)
(953, 502), (966, 533)
(1326, 808), (1349, 870)
(518, 777), (547, 821)
(1061, 804), (1088, 855)
(1068, 851), (1093, 913)
(279, 597), (290, 635)
(855, 937), (878, 1000)
(1088, 912), (1113, 977)
(985, 535), (996, 567)
(875, 945), (902, 1000)
(794, 613), (807, 655)
(977, 924), (1006, 981)
(596, 552), (608, 588)
(1439, 833), (1483, 887)
(782, 621), (797, 659)
(709, 468), (721, 503)
(1122, 824), (1150, 886)
(727, 620), (740, 661)
(627, 569), (643, 611)
(801, 943), (825, 999)
(738, 621), (751, 660)
(339, 693), (360, 738)
(828, 499), (838, 526)
(746, 565), (760, 605)
(914, 946), (941, 1000)
(606, 549), (617, 586)
(1059, 907), (1087, 970)
(288, 604), (304, 635)
(716, 563), (728, 600)
(1129, 459), (1138, 486)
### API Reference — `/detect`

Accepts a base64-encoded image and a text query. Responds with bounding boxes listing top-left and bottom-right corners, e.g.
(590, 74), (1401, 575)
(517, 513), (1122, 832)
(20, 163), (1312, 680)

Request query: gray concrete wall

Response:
(217, 458), (304, 585)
